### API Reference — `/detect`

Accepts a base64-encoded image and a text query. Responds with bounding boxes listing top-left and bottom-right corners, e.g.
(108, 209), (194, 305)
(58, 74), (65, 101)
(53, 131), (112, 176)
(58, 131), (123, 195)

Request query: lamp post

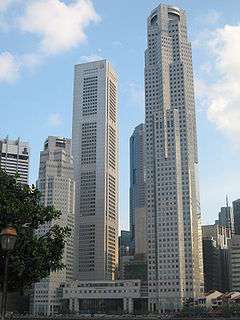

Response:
(0, 227), (17, 320)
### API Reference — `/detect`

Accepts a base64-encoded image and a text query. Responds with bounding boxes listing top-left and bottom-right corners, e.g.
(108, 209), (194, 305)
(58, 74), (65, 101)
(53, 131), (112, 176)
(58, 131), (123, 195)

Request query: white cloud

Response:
(18, 0), (100, 55)
(80, 53), (103, 63)
(0, 52), (20, 83)
(197, 24), (240, 145)
(0, 0), (100, 82)
(48, 113), (63, 127)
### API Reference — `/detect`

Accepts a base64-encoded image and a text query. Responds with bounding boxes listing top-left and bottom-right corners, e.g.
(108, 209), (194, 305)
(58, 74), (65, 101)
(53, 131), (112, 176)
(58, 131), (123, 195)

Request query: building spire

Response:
(226, 195), (229, 208)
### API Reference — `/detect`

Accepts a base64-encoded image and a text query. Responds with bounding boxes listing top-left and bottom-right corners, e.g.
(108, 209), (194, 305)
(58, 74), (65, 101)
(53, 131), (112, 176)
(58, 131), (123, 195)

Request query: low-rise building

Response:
(60, 280), (146, 314)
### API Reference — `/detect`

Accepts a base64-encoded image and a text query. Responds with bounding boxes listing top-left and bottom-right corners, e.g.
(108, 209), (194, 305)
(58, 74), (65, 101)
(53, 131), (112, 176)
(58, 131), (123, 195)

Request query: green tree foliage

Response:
(0, 169), (70, 292)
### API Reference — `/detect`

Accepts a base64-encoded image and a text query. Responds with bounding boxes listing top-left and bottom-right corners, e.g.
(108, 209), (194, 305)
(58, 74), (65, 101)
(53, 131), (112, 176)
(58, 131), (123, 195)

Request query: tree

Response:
(0, 169), (70, 292)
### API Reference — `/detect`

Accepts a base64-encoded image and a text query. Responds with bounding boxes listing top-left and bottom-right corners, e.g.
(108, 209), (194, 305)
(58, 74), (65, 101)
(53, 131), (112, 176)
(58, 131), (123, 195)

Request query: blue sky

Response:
(1, 0), (240, 230)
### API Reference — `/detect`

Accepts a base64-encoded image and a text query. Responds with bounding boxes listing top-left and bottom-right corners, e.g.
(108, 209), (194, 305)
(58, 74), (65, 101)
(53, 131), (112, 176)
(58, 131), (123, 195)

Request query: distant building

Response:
(202, 238), (221, 292)
(0, 137), (29, 184)
(135, 207), (147, 255)
(72, 60), (119, 281)
(233, 199), (240, 235)
(219, 199), (235, 235)
(32, 137), (75, 316)
(122, 254), (147, 282)
(129, 124), (145, 246)
(119, 230), (131, 257)
(202, 224), (231, 249)
(202, 224), (231, 292)
(229, 235), (240, 291)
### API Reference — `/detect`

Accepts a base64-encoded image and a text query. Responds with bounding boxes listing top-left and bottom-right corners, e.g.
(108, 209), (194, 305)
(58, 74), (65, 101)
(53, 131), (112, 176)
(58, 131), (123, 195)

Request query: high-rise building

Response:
(119, 230), (131, 257)
(144, 4), (204, 312)
(233, 199), (240, 235)
(202, 224), (231, 292)
(32, 136), (75, 316)
(72, 60), (119, 281)
(202, 224), (231, 249)
(129, 124), (145, 245)
(0, 137), (29, 184)
(218, 199), (235, 235)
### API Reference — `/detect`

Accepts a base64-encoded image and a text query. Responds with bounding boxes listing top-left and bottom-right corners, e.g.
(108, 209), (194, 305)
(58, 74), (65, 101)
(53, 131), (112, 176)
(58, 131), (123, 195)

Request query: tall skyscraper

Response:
(32, 136), (75, 316)
(129, 124), (145, 246)
(72, 60), (119, 281)
(218, 199), (235, 235)
(233, 199), (240, 235)
(144, 4), (204, 311)
(0, 137), (29, 184)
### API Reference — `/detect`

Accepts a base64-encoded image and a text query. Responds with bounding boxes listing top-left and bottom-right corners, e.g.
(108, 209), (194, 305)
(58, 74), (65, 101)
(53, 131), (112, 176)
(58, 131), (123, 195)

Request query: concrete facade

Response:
(32, 137), (75, 316)
(72, 60), (119, 281)
(202, 224), (231, 292)
(135, 207), (147, 255)
(129, 124), (145, 245)
(144, 4), (204, 312)
(0, 136), (29, 184)
(61, 280), (142, 314)
(229, 235), (240, 291)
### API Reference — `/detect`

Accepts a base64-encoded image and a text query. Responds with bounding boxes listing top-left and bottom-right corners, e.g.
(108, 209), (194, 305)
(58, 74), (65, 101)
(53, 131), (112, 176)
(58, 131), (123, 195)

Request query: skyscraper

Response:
(32, 136), (75, 315)
(218, 200), (235, 235)
(72, 60), (119, 281)
(202, 224), (231, 292)
(129, 124), (145, 247)
(233, 199), (240, 235)
(0, 137), (29, 184)
(144, 4), (204, 312)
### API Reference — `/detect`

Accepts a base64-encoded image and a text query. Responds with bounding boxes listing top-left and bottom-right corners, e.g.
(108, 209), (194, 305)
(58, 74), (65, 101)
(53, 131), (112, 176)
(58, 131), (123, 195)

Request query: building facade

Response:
(229, 235), (240, 291)
(135, 207), (147, 255)
(32, 137), (75, 315)
(202, 224), (231, 292)
(60, 280), (145, 314)
(219, 204), (235, 235)
(233, 199), (240, 235)
(72, 60), (119, 281)
(129, 124), (145, 245)
(0, 137), (29, 184)
(144, 4), (204, 312)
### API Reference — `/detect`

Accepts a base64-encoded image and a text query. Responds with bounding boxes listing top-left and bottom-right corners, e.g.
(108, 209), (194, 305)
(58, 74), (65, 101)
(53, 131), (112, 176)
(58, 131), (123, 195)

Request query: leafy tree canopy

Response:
(0, 169), (70, 292)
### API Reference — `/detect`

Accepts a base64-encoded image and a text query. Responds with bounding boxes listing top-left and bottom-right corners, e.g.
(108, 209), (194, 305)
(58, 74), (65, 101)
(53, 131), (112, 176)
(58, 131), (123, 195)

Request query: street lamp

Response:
(0, 227), (17, 320)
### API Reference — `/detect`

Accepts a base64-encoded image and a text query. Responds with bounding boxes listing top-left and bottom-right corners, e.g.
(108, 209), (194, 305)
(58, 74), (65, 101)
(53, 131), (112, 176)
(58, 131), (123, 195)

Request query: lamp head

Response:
(0, 226), (17, 251)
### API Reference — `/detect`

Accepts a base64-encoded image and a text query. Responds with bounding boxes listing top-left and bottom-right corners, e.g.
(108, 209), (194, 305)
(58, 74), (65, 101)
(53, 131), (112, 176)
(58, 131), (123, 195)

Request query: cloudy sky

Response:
(1, 0), (240, 230)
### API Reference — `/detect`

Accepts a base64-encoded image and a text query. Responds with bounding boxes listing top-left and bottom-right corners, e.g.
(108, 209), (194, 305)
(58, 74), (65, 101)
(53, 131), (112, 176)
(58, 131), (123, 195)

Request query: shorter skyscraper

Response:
(119, 230), (131, 257)
(233, 199), (240, 235)
(32, 136), (75, 316)
(218, 198), (235, 235)
(0, 137), (29, 184)
(202, 224), (231, 292)
(129, 124), (145, 248)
